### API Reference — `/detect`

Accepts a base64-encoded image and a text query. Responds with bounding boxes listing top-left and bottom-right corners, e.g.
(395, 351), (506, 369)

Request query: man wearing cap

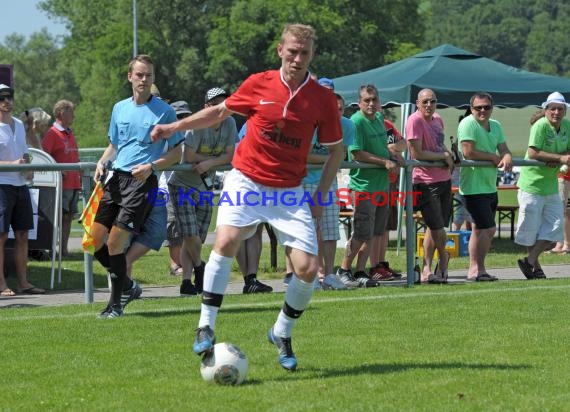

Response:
(90, 55), (184, 319)
(152, 23), (343, 371)
(160, 101), (191, 277)
(167, 87), (235, 296)
(515, 91), (570, 279)
(0, 84), (45, 296)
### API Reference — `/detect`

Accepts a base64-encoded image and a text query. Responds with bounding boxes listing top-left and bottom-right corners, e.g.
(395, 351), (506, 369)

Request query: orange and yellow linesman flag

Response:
(78, 182), (104, 254)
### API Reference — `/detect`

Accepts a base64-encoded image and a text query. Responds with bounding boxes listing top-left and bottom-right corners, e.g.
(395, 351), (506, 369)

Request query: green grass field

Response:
(2, 279), (570, 410)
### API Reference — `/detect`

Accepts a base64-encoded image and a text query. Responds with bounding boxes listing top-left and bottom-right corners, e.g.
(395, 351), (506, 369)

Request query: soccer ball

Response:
(200, 342), (248, 385)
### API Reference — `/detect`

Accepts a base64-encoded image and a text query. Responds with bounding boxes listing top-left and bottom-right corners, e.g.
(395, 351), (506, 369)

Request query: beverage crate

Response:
(416, 230), (471, 258)
(449, 230), (471, 257)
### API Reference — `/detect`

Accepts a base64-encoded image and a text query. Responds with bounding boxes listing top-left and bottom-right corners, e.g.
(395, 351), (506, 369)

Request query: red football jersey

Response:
(226, 70), (341, 187)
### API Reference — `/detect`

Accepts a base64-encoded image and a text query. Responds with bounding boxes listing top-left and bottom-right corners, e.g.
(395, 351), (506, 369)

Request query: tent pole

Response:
(396, 103), (413, 256)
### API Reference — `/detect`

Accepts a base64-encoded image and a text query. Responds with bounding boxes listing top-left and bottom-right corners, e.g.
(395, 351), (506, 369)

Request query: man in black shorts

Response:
(90, 55), (184, 318)
(458, 92), (513, 281)
(0, 84), (45, 296)
(405, 89), (454, 283)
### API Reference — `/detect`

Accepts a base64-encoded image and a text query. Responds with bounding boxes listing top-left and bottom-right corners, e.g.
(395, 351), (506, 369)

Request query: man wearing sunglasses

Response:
(515, 92), (570, 279)
(406, 89), (454, 283)
(0, 84), (45, 296)
(458, 92), (513, 282)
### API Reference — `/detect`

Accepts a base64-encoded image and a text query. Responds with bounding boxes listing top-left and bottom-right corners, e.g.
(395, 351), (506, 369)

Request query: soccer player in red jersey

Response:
(152, 24), (344, 371)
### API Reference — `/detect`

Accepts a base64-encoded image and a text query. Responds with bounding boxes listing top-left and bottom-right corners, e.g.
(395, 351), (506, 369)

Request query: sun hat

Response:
(541, 92), (570, 109)
(170, 100), (192, 116)
(205, 87), (229, 103)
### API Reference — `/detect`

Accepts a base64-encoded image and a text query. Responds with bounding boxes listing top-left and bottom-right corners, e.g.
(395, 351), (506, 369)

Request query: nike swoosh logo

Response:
(259, 99), (276, 105)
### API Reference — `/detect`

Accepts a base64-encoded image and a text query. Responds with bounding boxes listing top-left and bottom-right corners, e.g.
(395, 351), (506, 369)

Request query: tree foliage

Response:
(0, 30), (78, 120)
(0, 0), (566, 147)
(422, 0), (570, 75)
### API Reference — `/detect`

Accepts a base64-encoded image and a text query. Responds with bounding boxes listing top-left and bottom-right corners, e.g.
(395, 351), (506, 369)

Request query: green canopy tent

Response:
(333, 44), (570, 108)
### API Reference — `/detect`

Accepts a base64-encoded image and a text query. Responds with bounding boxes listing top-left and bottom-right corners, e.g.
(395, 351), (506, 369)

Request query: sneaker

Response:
(193, 326), (216, 355)
(97, 304), (123, 319)
(375, 261), (402, 279)
(532, 268), (547, 279)
(267, 327), (297, 371)
(354, 271), (379, 288)
(322, 273), (348, 290)
(336, 268), (360, 289)
(121, 280), (142, 308)
(180, 279), (198, 296)
(517, 257), (535, 280)
(243, 275), (273, 294)
(313, 277), (323, 291)
(194, 261), (205, 293)
(370, 265), (395, 281)
(283, 272), (293, 286)
(320, 279), (333, 290)
(169, 265), (183, 276)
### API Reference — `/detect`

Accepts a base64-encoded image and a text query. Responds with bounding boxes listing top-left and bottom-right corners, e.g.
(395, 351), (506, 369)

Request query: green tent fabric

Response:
(333, 44), (570, 108)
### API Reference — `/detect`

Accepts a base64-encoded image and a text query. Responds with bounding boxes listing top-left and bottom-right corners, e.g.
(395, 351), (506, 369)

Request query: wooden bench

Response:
(496, 205), (519, 240)
(339, 210), (354, 237)
(338, 209), (426, 237)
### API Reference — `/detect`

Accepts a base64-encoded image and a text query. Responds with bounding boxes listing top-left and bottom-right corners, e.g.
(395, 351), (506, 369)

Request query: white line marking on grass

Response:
(3, 283), (570, 322)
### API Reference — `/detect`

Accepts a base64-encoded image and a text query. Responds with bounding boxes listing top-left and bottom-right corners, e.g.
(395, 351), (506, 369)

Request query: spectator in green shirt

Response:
(458, 92), (513, 282)
(515, 92), (570, 279)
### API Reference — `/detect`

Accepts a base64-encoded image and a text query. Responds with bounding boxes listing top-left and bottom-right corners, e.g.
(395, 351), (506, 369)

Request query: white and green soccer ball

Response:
(200, 342), (248, 385)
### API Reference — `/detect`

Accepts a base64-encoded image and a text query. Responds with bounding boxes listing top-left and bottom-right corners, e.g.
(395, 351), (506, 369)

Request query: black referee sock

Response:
(109, 253), (127, 307)
(94, 244), (111, 269)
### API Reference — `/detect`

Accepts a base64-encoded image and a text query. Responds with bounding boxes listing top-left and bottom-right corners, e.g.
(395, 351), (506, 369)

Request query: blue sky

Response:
(1, 0), (68, 42)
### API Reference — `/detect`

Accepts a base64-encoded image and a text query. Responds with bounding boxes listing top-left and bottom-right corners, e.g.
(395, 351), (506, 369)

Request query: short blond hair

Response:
(280, 24), (317, 45)
(53, 100), (74, 120)
(19, 108), (51, 133)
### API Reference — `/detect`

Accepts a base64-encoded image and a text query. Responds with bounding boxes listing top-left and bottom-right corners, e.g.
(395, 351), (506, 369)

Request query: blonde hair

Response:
(19, 108), (52, 134)
(53, 100), (74, 120)
(280, 24), (317, 45)
(19, 108), (52, 148)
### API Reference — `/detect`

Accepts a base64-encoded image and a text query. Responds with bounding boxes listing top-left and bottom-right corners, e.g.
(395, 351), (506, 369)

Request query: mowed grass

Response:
(2, 280), (570, 411)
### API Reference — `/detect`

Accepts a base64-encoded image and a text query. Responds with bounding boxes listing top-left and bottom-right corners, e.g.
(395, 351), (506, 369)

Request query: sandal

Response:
(0, 288), (15, 296)
(475, 273), (498, 282)
(169, 265), (183, 276)
(517, 257), (534, 280)
(17, 286), (45, 295)
(434, 251), (450, 281)
(427, 273), (447, 284)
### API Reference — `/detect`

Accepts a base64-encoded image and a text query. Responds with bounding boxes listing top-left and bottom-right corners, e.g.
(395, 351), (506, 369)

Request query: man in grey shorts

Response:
(168, 87), (235, 296)
(336, 84), (398, 286)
